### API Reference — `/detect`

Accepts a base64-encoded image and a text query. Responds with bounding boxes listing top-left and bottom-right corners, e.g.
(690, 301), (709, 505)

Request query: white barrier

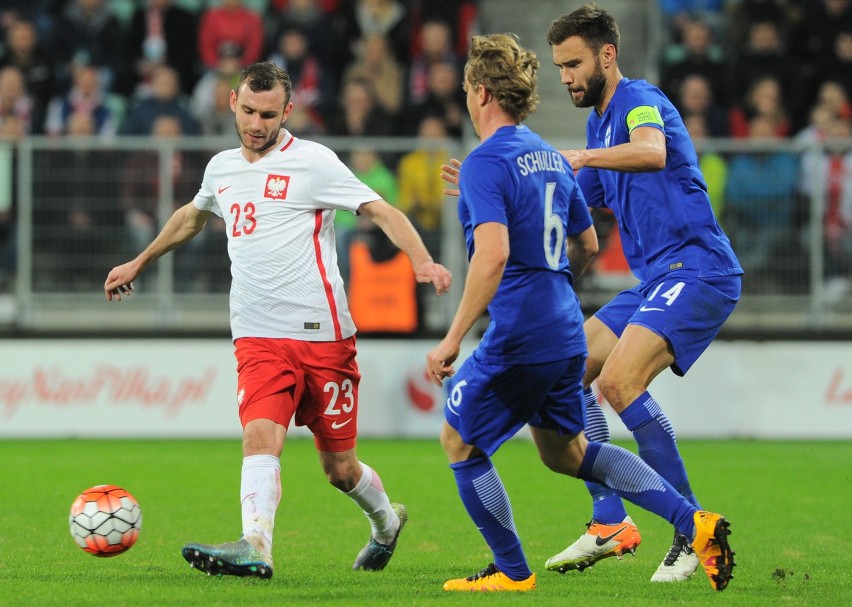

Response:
(0, 339), (850, 439)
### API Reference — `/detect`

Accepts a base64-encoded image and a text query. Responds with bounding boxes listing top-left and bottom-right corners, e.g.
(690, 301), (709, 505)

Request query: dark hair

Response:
(238, 61), (292, 102)
(546, 3), (620, 56)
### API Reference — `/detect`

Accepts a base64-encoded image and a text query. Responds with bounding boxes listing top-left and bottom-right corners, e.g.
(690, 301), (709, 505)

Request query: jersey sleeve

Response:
(622, 87), (666, 135)
(193, 159), (222, 217)
(311, 148), (380, 213)
(566, 180), (593, 236)
(577, 167), (606, 208)
(458, 153), (510, 227)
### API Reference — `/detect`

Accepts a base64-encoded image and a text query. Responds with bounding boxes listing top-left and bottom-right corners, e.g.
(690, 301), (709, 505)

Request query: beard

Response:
(570, 59), (607, 108)
(235, 120), (280, 154)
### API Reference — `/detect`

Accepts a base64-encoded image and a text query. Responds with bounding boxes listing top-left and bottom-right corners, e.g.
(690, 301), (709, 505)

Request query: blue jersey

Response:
(458, 124), (592, 364)
(577, 78), (742, 284)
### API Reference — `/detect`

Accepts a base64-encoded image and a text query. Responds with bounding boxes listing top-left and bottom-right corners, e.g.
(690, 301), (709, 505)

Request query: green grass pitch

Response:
(0, 438), (848, 606)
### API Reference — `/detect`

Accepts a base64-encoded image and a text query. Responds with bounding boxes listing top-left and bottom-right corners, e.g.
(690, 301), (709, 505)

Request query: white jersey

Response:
(193, 130), (380, 341)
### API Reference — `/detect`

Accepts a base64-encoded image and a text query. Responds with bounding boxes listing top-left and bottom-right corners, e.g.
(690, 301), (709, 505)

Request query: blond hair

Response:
(464, 33), (539, 123)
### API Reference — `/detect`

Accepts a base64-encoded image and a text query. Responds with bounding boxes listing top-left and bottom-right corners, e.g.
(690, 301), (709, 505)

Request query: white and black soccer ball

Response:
(69, 484), (142, 557)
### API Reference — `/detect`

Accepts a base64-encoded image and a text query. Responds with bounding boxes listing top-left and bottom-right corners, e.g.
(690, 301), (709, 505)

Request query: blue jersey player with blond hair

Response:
(540, 4), (743, 586)
(428, 32), (735, 593)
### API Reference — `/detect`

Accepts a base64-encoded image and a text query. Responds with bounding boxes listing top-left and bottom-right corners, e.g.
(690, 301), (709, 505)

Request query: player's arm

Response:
(567, 224), (599, 280)
(104, 202), (212, 301)
(560, 126), (666, 173)
(358, 199), (451, 295)
(426, 222), (508, 385)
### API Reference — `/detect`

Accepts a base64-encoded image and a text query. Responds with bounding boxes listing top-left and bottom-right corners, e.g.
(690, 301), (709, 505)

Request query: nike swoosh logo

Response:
(595, 525), (629, 546)
(331, 419), (352, 430)
(218, 185), (231, 194)
(639, 306), (665, 312)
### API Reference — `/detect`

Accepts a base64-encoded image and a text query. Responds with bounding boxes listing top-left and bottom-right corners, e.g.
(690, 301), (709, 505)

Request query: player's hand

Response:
(104, 262), (140, 302)
(415, 261), (452, 296)
(560, 149), (588, 170)
(426, 338), (460, 387)
(441, 158), (461, 197)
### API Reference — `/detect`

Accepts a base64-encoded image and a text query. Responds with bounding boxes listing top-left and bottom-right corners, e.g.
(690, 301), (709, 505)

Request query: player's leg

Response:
(317, 448), (407, 570)
(531, 427), (734, 591)
(300, 336), (405, 571)
(599, 274), (741, 581)
(440, 422), (535, 591)
(597, 323), (703, 581)
(182, 338), (297, 579)
(580, 316), (631, 524)
(549, 297), (638, 571)
(441, 357), (565, 592)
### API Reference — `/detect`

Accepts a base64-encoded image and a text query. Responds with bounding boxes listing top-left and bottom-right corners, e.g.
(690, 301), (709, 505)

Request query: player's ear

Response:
(229, 88), (238, 113)
(478, 84), (490, 107)
(281, 101), (294, 123)
(602, 43), (617, 69)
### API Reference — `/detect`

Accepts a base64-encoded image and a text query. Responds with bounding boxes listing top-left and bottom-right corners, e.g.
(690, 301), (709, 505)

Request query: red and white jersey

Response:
(193, 130), (380, 341)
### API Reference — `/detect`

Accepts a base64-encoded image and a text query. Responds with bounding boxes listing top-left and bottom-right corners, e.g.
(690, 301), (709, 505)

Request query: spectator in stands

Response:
(726, 0), (792, 53)
(676, 73), (729, 137)
(729, 75), (790, 138)
(120, 115), (207, 290)
(0, 19), (55, 113)
(0, 65), (38, 135)
(197, 76), (233, 136)
(190, 41), (242, 125)
(346, 147), (417, 334)
(789, 0), (852, 71)
(402, 60), (465, 138)
(725, 115), (799, 289)
(728, 19), (807, 127)
(0, 114), (23, 290)
(326, 77), (394, 137)
(797, 105), (852, 301)
(127, 0), (199, 97)
(659, 17), (727, 107)
(684, 114), (728, 220)
(328, 0), (411, 89)
(265, 0), (334, 66)
(198, 0), (264, 71)
(51, 0), (126, 94)
(396, 115), (447, 256)
(267, 24), (331, 131)
(44, 63), (115, 137)
(658, 0), (726, 46)
(36, 111), (123, 289)
(342, 33), (405, 120)
(121, 64), (199, 136)
(406, 19), (460, 106)
(408, 0), (479, 58)
(815, 28), (852, 102)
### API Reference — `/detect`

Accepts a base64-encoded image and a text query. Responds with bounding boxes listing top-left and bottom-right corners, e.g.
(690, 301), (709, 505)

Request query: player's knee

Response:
(324, 460), (360, 492)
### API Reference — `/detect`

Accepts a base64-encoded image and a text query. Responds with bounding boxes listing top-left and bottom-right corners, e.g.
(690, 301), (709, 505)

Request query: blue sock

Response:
(579, 442), (696, 537)
(582, 388), (629, 523)
(619, 392), (701, 508)
(450, 456), (531, 581)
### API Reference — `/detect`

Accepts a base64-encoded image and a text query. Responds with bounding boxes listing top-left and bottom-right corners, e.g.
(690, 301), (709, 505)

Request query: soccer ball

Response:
(69, 485), (142, 557)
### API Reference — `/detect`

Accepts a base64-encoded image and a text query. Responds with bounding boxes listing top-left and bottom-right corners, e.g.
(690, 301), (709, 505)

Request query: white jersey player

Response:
(105, 61), (452, 579)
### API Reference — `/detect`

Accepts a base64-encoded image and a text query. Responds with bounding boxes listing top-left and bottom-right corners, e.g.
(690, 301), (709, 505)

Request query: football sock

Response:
(579, 442), (696, 538)
(345, 462), (398, 544)
(450, 456), (531, 581)
(240, 454), (281, 552)
(582, 388), (629, 524)
(619, 391), (701, 508)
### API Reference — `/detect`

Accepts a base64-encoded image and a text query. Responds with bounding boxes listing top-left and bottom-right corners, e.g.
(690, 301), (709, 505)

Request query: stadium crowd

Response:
(1, 0), (851, 313)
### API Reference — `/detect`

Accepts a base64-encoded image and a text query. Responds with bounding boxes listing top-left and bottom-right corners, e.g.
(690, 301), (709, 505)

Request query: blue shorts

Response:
(443, 349), (586, 456)
(595, 273), (741, 376)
